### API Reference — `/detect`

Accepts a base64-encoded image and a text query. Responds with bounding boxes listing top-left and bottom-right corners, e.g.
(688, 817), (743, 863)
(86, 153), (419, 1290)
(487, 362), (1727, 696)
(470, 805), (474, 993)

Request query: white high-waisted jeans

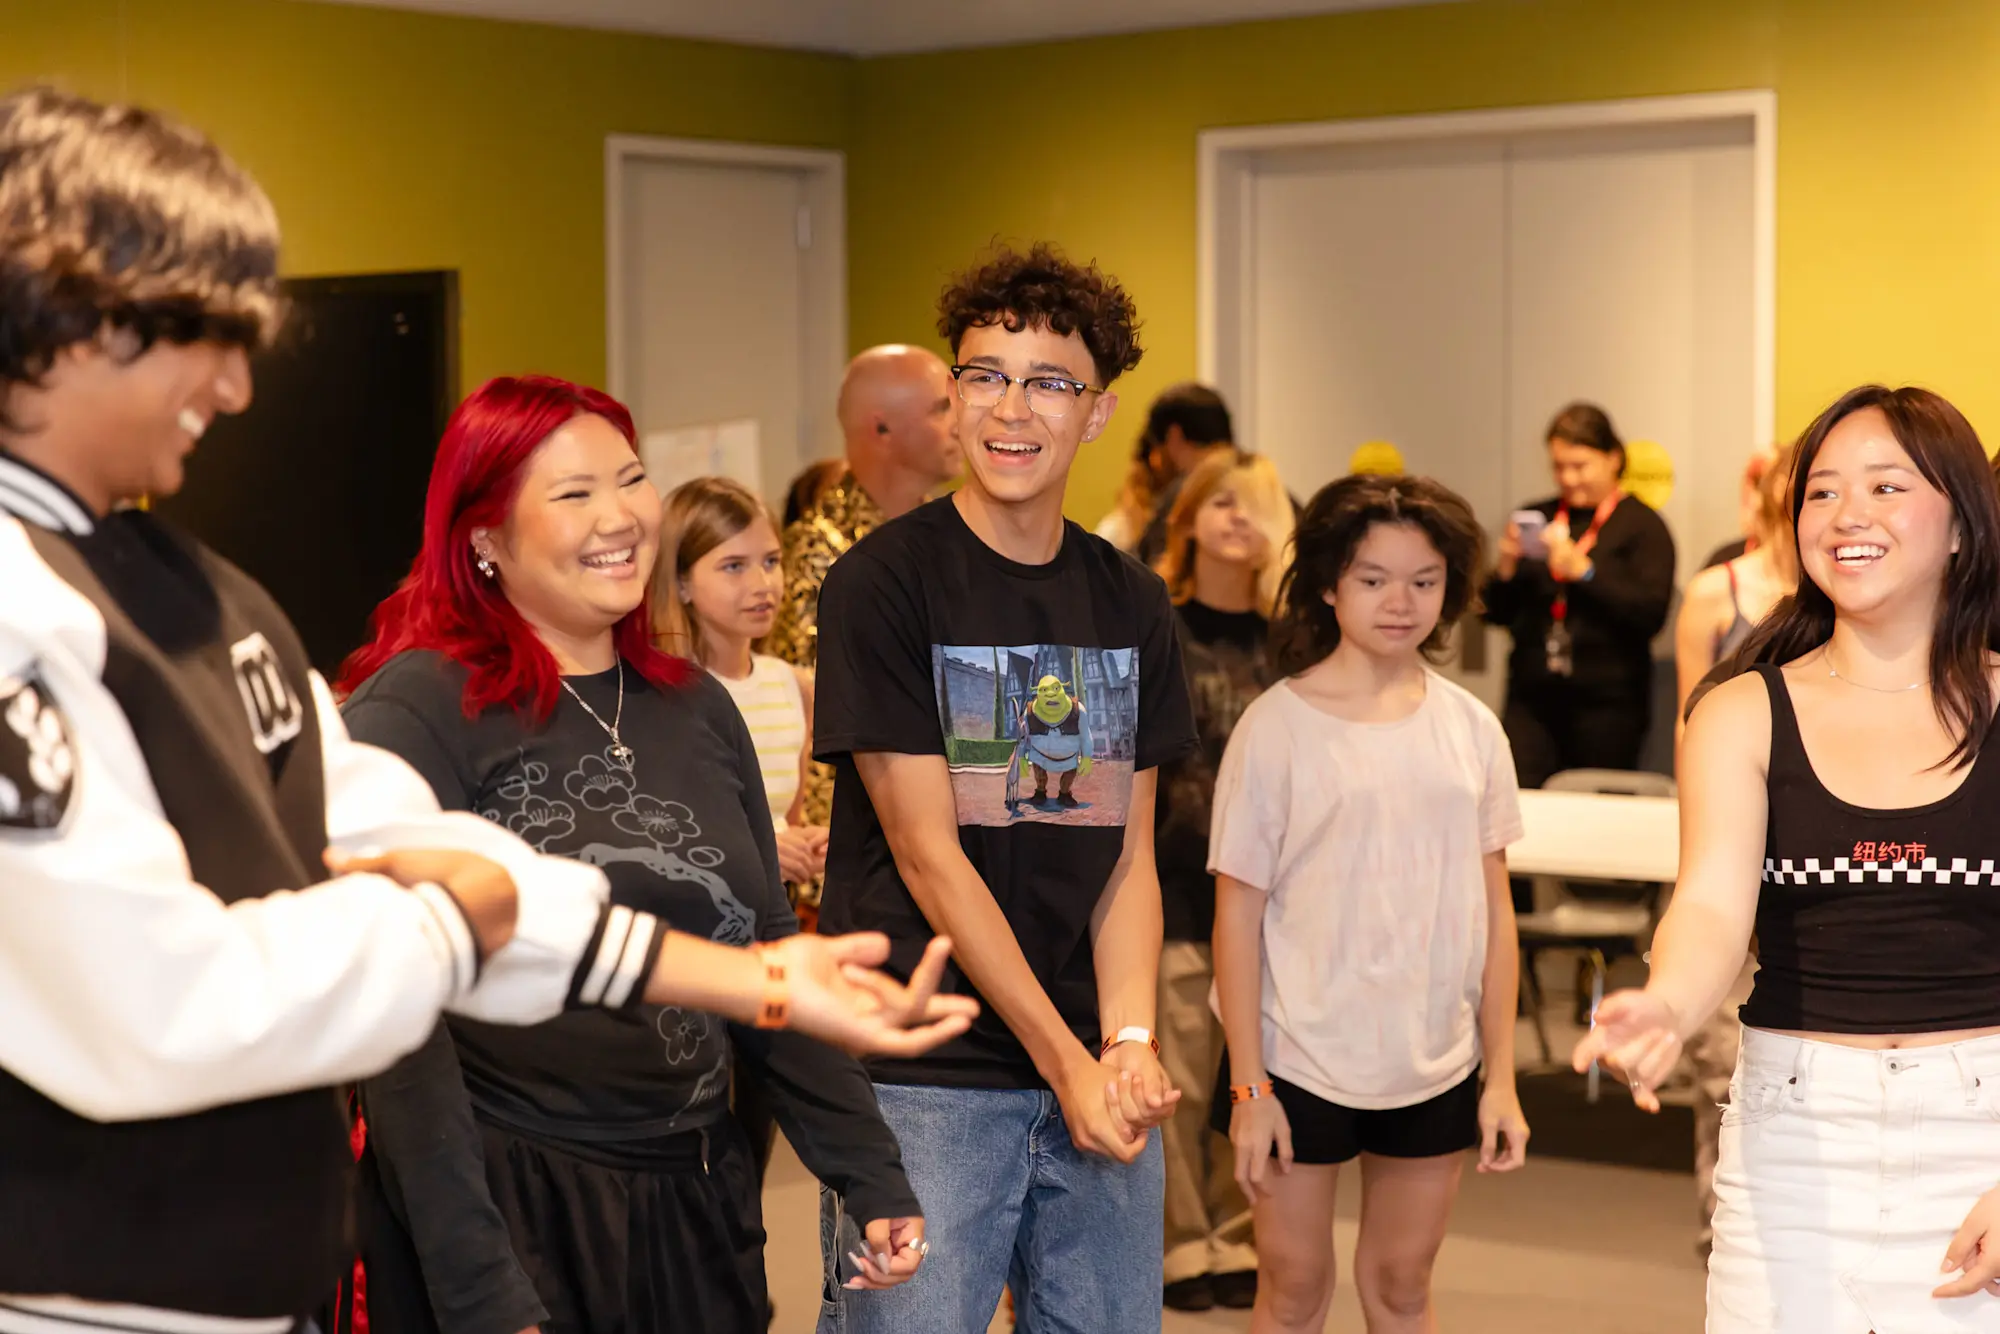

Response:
(1710, 1027), (2000, 1333)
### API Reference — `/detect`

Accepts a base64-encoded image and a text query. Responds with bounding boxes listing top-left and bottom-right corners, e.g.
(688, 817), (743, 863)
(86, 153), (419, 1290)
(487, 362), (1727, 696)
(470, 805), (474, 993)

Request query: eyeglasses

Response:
(951, 365), (1104, 419)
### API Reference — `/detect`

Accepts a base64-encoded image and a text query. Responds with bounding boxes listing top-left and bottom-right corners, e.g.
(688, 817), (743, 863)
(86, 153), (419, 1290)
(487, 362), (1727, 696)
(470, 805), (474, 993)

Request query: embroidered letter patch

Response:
(0, 670), (76, 831)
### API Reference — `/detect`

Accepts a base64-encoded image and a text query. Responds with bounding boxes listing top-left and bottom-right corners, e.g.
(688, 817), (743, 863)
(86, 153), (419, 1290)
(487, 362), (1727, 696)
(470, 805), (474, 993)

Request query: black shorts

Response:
(1211, 1066), (1482, 1165)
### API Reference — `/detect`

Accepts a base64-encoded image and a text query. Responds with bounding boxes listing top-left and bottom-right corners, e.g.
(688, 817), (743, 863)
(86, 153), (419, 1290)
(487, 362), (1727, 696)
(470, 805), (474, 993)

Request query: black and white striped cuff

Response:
(411, 881), (482, 997)
(567, 904), (667, 1011)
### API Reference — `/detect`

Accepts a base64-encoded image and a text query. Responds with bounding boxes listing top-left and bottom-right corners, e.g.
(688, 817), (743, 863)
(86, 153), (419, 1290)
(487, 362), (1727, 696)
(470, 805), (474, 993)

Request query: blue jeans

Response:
(818, 1083), (1164, 1334)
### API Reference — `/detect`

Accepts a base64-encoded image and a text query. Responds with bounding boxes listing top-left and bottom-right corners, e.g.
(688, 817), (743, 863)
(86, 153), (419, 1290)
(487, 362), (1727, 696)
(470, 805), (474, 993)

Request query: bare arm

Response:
(1645, 673), (1769, 1033)
(1476, 849), (1519, 1084)
(1573, 672), (1769, 1104)
(787, 666), (817, 830)
(854, 751), (1087, 1076)
(1213, 872), (1268, 1091)
(1089, 768), (1162, 1039)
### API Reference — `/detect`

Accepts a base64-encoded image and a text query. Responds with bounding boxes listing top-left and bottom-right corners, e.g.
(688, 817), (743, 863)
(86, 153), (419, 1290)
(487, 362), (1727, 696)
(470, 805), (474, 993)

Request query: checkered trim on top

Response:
(1763, 857), (2000, 885)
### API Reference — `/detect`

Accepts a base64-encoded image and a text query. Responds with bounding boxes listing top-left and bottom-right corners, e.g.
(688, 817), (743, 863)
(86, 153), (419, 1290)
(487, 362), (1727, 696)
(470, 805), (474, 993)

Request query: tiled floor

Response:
(764, 965), (1709, 1333)
(761, 1138), (1706, 1334)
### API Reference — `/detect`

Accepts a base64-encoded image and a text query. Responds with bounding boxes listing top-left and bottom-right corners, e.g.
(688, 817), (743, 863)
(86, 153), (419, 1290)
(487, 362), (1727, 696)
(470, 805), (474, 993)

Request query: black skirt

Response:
(360, 1114), (769, 1334)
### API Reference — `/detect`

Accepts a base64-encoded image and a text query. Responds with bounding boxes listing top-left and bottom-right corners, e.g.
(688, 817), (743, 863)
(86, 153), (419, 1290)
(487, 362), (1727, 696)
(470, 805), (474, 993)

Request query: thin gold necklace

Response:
(1824, 650), (1923, 694)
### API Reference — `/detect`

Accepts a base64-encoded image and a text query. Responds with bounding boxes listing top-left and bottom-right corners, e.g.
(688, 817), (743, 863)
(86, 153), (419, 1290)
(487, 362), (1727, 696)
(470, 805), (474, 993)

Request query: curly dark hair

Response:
(0, 87), (282, 425)
(1272, 473), (1487, 675)
(936, 241), (1143, 386)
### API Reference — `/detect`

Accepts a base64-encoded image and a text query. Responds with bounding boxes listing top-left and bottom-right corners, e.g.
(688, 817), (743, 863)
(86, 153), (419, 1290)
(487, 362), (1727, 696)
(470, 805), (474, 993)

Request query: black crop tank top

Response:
(1742, 663), (2000, 1034)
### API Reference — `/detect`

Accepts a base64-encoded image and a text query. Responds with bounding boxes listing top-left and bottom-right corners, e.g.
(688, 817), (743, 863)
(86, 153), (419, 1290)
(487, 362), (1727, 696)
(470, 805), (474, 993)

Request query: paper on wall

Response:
(640, 418), (762, 496)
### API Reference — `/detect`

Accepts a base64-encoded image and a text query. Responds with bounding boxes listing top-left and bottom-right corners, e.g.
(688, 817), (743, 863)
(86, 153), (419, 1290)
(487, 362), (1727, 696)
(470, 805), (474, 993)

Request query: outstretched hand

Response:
(1570, 989), (1684, 1113)
(776, 932), (978, 1059)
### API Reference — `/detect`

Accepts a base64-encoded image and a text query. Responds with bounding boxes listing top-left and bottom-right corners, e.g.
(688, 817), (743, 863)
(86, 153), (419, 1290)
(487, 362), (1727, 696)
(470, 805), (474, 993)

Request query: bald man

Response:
(767, 345), (959, 672)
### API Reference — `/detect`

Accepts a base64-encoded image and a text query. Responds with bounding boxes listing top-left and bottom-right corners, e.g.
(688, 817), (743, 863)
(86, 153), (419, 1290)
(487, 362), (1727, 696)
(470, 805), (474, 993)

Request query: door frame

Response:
(1197, 90), (1777, 458)
(603, 134), (846, 472)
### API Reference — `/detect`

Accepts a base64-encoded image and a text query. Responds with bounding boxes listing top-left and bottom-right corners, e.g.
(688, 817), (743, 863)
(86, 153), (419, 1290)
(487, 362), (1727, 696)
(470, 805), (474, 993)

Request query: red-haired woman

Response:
(337, 376), (939, 1333)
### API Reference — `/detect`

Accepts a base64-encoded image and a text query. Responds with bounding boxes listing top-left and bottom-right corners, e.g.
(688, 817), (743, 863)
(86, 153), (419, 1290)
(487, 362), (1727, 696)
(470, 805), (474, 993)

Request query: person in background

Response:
(1483, 401), (1677, 788)
(659, 477), (826, 920)
(1676, 442), (1798, 743)
(654, 475), (826, 1207)
(1700, 447), (1779, 571)
(1213, 474), (1528, 1334)
(338, 376), (954, 1334)
(785, 457), (846, 531)
(1671, 441), (1795, 1261)
(1149, 450), (1293, 1312)
(1107, 383), (1237, 565)
(1576, 385), (2000, 1331)
(767, 345), (961, 674)
(768, 346), (961, 887)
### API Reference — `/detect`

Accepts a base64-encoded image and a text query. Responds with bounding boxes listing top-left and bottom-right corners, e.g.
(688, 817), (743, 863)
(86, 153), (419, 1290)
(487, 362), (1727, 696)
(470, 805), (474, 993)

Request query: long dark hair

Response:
(1271, 473), (1485, 676)
(1722, 384), (2000, 768)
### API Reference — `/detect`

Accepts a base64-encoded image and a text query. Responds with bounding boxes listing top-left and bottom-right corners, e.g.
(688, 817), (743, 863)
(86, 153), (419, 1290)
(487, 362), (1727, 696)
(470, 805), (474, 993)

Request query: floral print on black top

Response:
(1157, 600), (1274, 942)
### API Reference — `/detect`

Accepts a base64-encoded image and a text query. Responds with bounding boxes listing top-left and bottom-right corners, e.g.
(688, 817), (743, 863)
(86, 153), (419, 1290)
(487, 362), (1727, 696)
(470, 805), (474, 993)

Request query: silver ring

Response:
(905, 1239), (930, 1258)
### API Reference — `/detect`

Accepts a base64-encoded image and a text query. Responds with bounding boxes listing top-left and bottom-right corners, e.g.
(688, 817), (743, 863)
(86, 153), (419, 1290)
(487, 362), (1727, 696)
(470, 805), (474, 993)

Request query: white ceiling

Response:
(315, 0), (1456, 56)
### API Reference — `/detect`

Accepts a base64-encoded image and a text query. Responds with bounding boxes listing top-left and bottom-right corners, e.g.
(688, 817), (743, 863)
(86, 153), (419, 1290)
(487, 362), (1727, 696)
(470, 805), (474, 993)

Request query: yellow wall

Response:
(849, 0), (2000, 518)
(9, 0), (2000, 517)
(0, 0), (850, 393)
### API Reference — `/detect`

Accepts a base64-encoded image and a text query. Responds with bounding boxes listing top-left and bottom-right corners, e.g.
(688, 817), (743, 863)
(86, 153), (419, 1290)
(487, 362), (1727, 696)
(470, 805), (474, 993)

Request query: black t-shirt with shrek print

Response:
(814, 497), (1199, 1090)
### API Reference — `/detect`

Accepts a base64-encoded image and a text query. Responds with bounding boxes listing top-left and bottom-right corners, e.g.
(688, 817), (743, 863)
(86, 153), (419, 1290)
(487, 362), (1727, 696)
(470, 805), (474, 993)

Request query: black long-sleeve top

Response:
(342, 650), (918, 1334)
(1481, 493), (1677, 705)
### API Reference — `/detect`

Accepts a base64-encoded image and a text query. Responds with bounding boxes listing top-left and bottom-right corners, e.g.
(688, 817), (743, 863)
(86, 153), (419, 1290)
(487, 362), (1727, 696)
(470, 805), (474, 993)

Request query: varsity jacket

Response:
(0, 454), (670, 1334)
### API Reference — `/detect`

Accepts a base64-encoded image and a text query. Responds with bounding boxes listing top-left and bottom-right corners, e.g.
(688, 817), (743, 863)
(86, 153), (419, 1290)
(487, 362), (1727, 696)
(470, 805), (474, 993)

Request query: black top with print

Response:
(814, 497), (1199, 1089)
(1157, 600), (1274, 942)
(343, 654), (915, 1230)
(1744, 663), (2000, 1033)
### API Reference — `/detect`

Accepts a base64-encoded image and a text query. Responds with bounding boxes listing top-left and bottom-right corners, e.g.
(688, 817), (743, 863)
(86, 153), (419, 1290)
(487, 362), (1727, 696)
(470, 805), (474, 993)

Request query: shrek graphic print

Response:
(933, 644), (1138, 827)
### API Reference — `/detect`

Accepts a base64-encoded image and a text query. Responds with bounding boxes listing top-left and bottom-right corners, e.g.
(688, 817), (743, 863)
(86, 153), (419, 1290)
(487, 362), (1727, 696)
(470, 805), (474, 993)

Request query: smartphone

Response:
(1510, 509), (1549, 560)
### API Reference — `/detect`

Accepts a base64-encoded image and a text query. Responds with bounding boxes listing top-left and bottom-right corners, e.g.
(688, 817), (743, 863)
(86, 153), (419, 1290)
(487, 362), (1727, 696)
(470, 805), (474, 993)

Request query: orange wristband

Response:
(1229, 1080), (1274, 1105)
(751, 943), (789, 1030)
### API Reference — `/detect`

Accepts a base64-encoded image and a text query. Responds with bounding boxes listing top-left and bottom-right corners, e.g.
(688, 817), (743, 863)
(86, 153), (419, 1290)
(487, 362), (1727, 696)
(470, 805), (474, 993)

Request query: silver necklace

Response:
(1825, 652), (1923, 694)
(561, 665), (634, 767)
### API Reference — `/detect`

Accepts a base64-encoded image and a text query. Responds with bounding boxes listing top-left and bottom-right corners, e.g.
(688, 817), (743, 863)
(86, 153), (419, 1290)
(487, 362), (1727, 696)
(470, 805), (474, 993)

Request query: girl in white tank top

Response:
(654, 478), (826, 905)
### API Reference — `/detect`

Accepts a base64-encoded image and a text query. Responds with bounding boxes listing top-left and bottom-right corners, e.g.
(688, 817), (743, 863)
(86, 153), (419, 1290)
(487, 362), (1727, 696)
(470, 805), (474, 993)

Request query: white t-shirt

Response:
(1208, 671), (1523, 1109)
(712, 654), (807, 832)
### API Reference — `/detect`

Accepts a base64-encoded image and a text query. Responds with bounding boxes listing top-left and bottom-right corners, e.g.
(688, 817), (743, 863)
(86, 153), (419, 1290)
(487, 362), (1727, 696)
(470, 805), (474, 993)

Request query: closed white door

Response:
(1251, 141), (1509, 701)
(1240, 122), (1756, 707)
(612, 152), (842, 504)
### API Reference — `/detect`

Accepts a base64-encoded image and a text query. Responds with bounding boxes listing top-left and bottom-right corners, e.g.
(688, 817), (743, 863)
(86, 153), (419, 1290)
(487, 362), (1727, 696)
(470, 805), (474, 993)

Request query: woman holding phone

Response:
(1481, 402), (1677, 789)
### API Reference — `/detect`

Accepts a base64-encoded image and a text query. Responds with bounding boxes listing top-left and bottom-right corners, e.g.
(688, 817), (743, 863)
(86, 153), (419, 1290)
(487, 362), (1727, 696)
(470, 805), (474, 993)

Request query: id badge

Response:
(1545, 621), (1574, 678)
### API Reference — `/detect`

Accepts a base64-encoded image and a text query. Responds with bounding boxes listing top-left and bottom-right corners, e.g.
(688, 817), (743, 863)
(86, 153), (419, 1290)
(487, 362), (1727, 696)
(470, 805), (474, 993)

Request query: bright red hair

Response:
(336, 374), (692, 718)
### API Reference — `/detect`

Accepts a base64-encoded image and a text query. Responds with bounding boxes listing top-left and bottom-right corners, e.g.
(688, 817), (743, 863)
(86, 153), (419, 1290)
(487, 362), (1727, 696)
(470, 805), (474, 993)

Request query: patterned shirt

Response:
(768, 469), (884, 832)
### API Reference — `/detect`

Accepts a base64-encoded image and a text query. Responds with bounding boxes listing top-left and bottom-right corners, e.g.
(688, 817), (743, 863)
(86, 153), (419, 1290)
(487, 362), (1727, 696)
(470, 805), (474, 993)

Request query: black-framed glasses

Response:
(951, 365), (1104, 419)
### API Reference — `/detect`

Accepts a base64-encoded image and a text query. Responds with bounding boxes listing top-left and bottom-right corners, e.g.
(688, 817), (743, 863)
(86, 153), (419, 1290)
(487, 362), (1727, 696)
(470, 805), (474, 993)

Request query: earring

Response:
(476, 553), (496, 578)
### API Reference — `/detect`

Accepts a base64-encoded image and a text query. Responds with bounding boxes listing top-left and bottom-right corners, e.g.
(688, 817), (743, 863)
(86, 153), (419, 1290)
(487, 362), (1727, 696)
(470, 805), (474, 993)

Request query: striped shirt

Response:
(714, 654), (807, 830)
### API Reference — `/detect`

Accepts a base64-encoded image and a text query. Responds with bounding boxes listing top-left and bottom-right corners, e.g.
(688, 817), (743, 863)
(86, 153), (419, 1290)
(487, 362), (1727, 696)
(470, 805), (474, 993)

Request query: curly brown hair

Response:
(0, 87), (282, 425)
(1272, 473), (1487, 675)
(936, 241), (1143, 386)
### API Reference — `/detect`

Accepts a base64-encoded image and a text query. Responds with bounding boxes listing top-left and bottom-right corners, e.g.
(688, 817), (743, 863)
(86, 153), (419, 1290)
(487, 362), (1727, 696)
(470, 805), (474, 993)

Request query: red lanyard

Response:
(1550, 491), (1622, 622)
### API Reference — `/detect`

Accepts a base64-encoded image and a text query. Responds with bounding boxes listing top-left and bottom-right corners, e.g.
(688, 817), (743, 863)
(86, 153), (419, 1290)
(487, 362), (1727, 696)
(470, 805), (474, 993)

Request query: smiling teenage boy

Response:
(813, 244), (1198, 1331)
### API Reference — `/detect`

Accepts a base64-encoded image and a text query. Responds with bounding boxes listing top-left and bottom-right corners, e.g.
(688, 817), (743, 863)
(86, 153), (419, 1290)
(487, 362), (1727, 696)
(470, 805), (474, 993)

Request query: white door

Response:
(610, 150), (844, 506)
(1250, 141), (1509, 701)
(1238, 121), (1757, 709)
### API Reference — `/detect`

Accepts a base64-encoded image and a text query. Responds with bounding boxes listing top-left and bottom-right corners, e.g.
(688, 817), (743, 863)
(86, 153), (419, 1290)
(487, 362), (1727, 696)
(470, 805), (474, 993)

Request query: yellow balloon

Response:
(1623, 438), (1675, 510)
(1349, 440), (1405, 476)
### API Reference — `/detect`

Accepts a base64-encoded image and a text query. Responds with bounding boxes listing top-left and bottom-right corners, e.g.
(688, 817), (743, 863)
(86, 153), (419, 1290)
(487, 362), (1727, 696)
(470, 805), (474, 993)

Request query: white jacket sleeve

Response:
(0, 631), (467, 1123)
(314, 674), (666, 1023)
